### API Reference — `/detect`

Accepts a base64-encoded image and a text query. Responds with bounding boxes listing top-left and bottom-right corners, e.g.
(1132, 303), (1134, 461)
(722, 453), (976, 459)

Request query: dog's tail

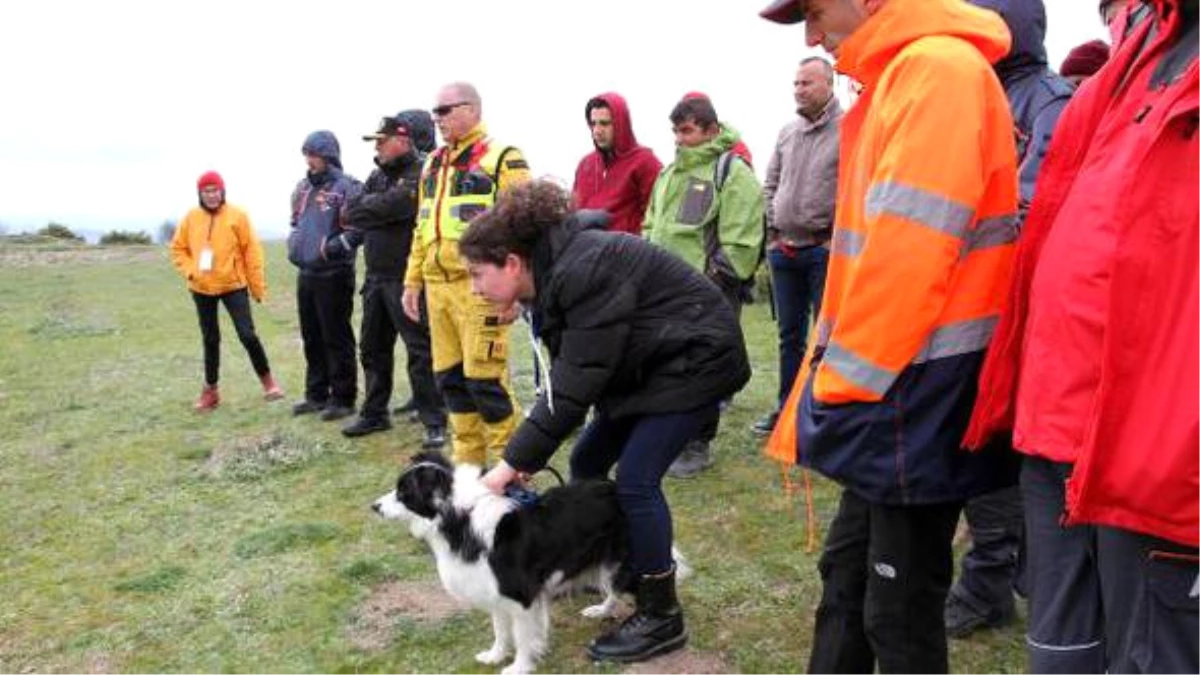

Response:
(671, 546), (692, 582)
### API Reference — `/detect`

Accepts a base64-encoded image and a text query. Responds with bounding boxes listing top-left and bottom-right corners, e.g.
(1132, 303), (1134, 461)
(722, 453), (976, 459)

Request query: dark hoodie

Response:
(968, 0), (1074, 213)
(571, 93), (663, 235)
(289, 130), (363, 274)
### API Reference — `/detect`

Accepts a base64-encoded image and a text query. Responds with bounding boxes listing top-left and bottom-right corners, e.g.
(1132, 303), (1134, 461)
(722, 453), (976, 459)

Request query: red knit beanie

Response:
(197, 170), (225, 191)
(1060, 40), (1111, 79)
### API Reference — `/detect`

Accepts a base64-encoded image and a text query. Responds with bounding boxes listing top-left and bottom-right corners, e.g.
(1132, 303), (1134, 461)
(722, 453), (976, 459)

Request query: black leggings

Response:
(192, 288), (270, 385)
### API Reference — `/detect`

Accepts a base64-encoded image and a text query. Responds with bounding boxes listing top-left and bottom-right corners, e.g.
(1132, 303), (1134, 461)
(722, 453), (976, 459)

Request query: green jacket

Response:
(643, 124), (765, 281)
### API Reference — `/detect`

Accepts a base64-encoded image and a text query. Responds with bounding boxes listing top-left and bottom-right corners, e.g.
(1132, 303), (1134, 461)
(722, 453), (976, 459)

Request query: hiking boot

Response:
(320, 404), (355, 422)
(422, 425), (447, 449)
(667, 441), (714, 479)
(945, 591), (1014, 639)
(259, 373), (284, 401)
(752, 410), (779, 437)
(194, 384), (220, 412)
(342, 416), (392, 438)
(292, 399), (326, 416)
(587, 567), (686, 663)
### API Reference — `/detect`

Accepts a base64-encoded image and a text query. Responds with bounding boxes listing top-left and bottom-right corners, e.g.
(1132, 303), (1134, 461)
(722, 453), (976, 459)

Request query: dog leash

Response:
(504, 465), (565, 508)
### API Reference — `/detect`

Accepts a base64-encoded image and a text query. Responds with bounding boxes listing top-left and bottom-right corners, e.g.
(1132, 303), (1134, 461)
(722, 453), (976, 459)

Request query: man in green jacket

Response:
(644, 94), (765, 477)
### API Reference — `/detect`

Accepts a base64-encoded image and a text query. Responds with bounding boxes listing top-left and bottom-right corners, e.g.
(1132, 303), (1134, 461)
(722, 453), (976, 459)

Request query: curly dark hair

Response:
(459, 180), (572, 266)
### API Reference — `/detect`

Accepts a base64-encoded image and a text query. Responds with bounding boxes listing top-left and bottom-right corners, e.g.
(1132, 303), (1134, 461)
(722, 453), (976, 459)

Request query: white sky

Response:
(0, 0), (1107, 238)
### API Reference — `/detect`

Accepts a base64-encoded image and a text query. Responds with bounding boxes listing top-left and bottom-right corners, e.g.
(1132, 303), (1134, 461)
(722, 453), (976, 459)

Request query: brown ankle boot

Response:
(194, 384), (220, 411)
(259, 373), (284, 401)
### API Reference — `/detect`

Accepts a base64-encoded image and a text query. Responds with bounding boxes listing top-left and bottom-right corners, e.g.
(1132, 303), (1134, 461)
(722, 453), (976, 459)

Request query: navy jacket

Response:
(970, 0), (1074, 214)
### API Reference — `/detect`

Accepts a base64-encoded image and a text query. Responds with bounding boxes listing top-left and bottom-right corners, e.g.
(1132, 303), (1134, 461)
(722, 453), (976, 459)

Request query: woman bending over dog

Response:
(462, 179), (750, 663)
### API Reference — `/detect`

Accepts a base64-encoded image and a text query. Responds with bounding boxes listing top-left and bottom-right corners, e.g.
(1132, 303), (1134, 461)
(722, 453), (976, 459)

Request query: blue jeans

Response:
(769, 244), (829, 407)
(569, 405), (719, 575)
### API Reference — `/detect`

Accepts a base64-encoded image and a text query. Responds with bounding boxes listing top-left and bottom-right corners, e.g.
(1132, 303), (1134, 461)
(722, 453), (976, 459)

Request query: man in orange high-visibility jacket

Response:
(760, 0), (1021, 672)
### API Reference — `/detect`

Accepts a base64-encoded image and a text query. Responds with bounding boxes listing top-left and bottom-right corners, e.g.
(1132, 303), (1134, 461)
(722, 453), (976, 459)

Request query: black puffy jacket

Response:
(503, 212), (751, 472)
(335, 150), (423, 277)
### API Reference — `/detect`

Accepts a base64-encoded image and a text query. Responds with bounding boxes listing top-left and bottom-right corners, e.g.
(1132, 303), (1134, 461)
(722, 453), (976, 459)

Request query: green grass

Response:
(0, 241), (1026, 673)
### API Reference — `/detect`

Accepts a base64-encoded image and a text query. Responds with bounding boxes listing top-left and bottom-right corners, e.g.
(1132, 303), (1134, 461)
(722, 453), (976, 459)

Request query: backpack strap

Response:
(713, 151), (736, 192)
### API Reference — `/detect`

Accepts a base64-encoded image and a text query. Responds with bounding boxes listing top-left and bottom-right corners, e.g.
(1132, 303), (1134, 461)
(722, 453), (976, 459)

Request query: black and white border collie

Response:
(373, 451), (684, 674)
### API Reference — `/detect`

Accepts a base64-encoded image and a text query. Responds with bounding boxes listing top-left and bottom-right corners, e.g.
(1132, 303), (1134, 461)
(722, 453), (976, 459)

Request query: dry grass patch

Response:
(201, 431), (335, 481)
(624, 648), (733, 674)
(346, 580), (468, 652)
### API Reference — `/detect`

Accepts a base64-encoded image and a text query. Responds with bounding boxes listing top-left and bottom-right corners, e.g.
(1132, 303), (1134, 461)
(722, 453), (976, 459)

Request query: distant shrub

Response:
(38, 223), (83, 242)
(157, 219), (177, 244)
(99, 230), (152, 245)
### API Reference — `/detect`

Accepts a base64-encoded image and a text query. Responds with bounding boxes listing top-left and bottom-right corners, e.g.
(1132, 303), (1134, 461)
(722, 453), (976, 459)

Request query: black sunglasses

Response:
(432, 101), (470, 117)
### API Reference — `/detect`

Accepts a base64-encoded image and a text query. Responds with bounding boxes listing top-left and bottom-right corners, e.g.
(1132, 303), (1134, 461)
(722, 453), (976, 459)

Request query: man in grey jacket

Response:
(753, 56), (842, 437)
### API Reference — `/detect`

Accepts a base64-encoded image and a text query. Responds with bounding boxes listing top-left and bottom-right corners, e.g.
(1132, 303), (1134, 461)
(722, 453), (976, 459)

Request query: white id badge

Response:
(198, 246), (214, 272)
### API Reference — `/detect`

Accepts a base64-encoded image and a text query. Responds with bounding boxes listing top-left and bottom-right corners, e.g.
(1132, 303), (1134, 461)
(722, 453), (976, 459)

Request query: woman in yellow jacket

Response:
(170, 171), (283, 411)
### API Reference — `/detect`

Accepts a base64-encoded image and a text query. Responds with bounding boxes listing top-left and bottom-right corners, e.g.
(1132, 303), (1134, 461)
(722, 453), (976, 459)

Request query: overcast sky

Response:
(1, 0), (1107, 238)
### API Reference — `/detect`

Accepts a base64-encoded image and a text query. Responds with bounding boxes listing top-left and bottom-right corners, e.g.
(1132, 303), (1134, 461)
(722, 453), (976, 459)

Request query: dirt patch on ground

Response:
(624, 649), (733, 674)
(84, 651), (113, 673)
(201, 431), (331, 481)
(347, 580), (468, 652)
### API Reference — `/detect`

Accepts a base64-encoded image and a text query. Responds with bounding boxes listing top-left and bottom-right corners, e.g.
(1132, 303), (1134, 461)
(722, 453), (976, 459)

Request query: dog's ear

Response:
(397, 462), (453, 519)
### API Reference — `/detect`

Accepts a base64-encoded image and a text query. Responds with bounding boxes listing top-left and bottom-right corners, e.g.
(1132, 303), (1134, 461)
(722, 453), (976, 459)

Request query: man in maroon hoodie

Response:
(572, 92), (663, 235)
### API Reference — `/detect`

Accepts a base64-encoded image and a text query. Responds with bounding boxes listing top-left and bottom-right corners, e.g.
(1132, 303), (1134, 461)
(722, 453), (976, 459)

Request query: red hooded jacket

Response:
(571, 93), (663, 235)
(966, 0), (1198, 546)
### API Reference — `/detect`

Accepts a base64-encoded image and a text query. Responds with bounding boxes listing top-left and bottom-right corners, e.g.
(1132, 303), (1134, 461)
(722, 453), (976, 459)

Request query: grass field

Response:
(0, 238), (1026, 673)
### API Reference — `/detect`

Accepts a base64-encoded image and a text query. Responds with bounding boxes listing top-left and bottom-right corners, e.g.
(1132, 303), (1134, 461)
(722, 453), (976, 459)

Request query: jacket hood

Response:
(585, 92), (642, 157)
(394, 109), (436, 153)
(966, 0), (1048, 79)
(302, 130), (343, 170)
(674, 123), (742, 168)
(532, 210), (611, 295)
(837, 0), (1011, 87)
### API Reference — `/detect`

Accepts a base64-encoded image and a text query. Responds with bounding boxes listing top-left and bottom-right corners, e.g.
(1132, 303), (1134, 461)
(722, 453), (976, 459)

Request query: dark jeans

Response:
(359, 279), (444, 426)
(1023, 457), (1104, 673)
(952, 485), (1024, 614)
(768, 244), (828, 408)
(809, 488), (963, 674)
(192, 288), (270, 385)
(569, 404), (719, 575)
(297, 269), (356, 407)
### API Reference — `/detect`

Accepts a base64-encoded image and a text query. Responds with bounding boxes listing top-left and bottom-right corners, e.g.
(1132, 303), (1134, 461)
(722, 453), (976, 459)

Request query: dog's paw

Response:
(500, 661), (533, 675)
(581, 602), (617, 619)
(475, 647), (509, 665)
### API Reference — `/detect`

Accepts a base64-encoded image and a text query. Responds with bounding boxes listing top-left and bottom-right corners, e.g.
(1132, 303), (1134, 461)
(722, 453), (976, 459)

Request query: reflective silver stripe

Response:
(419, 207), (431, 220)
(1025, 636), (1103, 652)
(824, 341), (898, 396)
(912, 316), (998, 364)
(448, 204), (487, 220)
(866, 182), (975, 240)
(831, 228), (865, 257)
(814, 318), (833, 348)
(964, 214), (1018, 256)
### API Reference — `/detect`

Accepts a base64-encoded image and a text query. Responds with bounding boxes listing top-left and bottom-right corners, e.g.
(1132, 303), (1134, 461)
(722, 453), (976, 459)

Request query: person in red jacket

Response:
(966, 0), (1198, 671)
(571, 92), (662, 235)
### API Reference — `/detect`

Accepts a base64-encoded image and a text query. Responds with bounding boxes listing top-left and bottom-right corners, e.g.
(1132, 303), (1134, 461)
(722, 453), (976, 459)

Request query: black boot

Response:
(586, 567), (686, 663)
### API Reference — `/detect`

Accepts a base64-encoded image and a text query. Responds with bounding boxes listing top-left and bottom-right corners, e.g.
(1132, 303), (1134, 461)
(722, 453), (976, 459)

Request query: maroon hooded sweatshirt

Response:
(572, 92), (663, 235)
